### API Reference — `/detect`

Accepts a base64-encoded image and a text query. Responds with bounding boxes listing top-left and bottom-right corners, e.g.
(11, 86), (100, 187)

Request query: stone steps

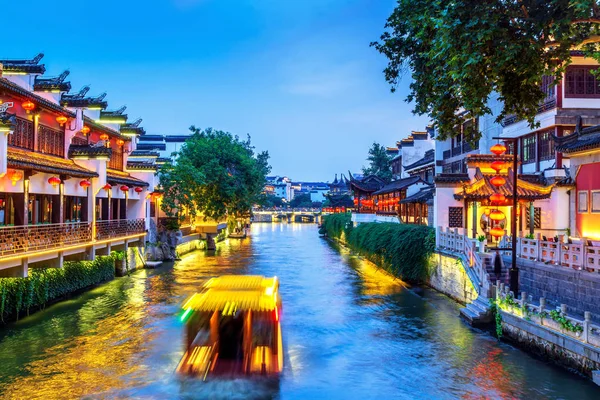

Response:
(460, 297), (493, 325)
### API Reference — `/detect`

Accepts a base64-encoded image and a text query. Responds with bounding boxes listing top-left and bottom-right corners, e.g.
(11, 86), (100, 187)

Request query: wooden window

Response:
(565, 66), (600, 98)
(449, 207), (463, 228)
(109, 146), (123, 170)
(578, 191), (589, 213)
(592, 191), (600, 213)
(525, 207), (542, 229)
(65, 196), (87, 222)
(538, 130), (555, 161)
(522, 135), (536, 163)
(8, 117), (34, 150)
(0, 194), (15, 226)
(541, 74), (556, 102)
(37, 125), (64, 157)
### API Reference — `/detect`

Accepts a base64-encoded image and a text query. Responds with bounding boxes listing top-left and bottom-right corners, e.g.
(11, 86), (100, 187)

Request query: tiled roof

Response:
(373, 176), (422, 195)
(466, 154), (515, 164)
(129, 150), (160, 158)
(127, 161), (158, 171)
(121, 118), (145, 136)
(0, 53), (46, 75)
(7, 147), (98, 178)
(99, 106), (127, 122)
(555, 122), (600, 154)
(68, 144), (112, 159)
(400, 186), (435, 204)
(434, 173), (470, 184)
(155, 157), (171, 164)
(138, 135), (164, 142)
(404, 149), (434, 171)
(137, 142), (166, 151)
(33, 71), (71, 92)
(106, 169), (149, 187)
(61, 87), (108, 109)
(83, 116), (127, 139)
(454, 168), (554, 202)
(0, 78), (75, 117)
(324, 193), (354, 208)
(349, 174), (386, 193)
(164, 135), (192, 142)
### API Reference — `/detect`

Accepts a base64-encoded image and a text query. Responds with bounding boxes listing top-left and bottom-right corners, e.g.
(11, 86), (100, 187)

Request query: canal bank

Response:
(0, 224), (599, 399)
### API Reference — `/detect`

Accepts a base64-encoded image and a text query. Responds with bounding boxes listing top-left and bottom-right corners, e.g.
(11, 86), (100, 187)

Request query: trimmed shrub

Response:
(0, 255), (115, 323)
(320, 214), (435, 282)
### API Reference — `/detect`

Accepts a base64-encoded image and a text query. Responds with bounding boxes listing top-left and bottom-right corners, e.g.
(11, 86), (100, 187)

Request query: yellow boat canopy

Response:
(183, 275), (279, 315)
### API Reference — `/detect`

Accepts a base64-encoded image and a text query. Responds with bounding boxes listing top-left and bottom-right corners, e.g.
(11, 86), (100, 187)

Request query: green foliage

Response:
(261, 194), (285, 208)
(290, 194), (316, 208)
(525, 233), (535, 239)
(320, 214), (435, 282)
(158, 127), (271, 222)
(489, 298), (502, 338)
(371, 0), (600, 143)
(477, 235), (486, 243)
(0, 256), (115, 323)
(362, 142), (392, 183)
(549, 309), (584, 333)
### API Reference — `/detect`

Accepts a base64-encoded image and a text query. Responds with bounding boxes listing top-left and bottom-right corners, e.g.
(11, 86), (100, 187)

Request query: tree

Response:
(362, 142), (393, 182)
(261, 194), (285, 208)
(372, 1), (600, 142)
(290, 193), (314, 208)
(158, 127), (271, 222)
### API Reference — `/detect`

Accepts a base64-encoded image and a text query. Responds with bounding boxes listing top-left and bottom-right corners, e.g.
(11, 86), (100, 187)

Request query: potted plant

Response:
(477, 235), (486, 252)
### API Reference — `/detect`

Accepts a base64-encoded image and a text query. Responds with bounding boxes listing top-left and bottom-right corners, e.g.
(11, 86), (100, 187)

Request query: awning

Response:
(400, 186), (435, 204)
(7, 147), (98, 178)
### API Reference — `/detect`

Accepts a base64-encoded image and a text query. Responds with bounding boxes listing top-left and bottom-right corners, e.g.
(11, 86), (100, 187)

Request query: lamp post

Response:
(492, 136), (519, 294)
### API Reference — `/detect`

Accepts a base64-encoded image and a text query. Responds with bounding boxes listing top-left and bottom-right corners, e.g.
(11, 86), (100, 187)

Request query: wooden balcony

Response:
(0, 222), (92, 258)
(95, 218), (146, 240)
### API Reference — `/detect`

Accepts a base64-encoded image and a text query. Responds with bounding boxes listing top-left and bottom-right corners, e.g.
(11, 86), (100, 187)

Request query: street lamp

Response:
(492, 136), (519, 294)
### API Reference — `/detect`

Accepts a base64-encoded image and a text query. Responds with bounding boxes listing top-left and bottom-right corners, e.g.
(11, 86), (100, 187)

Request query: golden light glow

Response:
(7, 169), (23, 186)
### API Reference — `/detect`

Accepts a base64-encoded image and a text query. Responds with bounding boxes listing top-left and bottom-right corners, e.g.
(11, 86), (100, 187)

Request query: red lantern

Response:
(7, 170), (23, 186)
(79, 180), (91, 189)
(81, 126), (90, 135)
(99, 133), (109, 141)
(489, 209), (505, 221)
(490, 160), (504, 173)
(103, 183), (112, 191)
(116, 139), (125, 146)
(490, 227), (504, 239)
(135, 187), (143, 193)
(490, 176), (506, 187)
(490, 143), (507, 156)
(489, 193), (506, 204)
(47, 176), (61, 187)
(22, 100), (35, 112)
(120, 185), (129, 192)
(56, 116), (68, 126)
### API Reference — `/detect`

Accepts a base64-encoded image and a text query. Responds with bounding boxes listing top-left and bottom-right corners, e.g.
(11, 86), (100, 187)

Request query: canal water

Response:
(0, 224), (599, 399)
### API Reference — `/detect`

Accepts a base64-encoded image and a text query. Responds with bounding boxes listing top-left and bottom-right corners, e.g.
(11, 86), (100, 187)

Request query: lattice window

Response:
(8, 117), (34, 150)
(109, 147), (123, 170)
(37, 125), (64, 157)
(522, 135), (536, 164)
(448, 207), (463, 228)
(541, 75), (556, 102)
(539, 130), (555, 161)
(71, 135), (88, 145)
(565, 66), (600, 98)
(525, 207), (541, 229)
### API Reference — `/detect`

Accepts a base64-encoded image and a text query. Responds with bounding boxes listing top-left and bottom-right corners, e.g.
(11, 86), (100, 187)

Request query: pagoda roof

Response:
(61, 86), (108, 109)
(68, 144), (112, 159)
(99, 106), (127, 123)
(121, 118), (145, 136)
(324, 193), (354, 208)
(554, 117), (600, 154)
(373, 176), (423, 196)
(400, 186), (435, 204)
(0, 53), (46, 75)
(33, 70), (71, 92)
(7, 147), (98, 178)
(0, 78), (75, 117)
(106, 169), (149, 187)
(454, 168), (554, 202)
(349, 174), (386, 193)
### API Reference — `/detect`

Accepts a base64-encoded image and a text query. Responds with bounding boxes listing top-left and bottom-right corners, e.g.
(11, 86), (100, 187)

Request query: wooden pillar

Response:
(529, 202), (535, 235)
(464, 199), (469, 237)
(472, 201), (478, 238)
(23, 175), (30, 225)
(107, 190), (112, 220)
(59, 179), (65, 224)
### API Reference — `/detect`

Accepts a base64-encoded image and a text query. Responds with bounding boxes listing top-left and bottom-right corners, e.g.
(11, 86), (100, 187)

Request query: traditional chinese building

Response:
(0, 54), (158, 277)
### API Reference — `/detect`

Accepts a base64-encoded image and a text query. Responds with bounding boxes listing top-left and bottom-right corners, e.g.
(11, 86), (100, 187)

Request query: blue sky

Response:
(2, 0), (429, 181)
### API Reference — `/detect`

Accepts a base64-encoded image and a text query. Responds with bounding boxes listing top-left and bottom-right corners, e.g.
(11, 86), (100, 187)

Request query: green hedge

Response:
(320, 214), (435, 282)
(0, 256), (115, 323)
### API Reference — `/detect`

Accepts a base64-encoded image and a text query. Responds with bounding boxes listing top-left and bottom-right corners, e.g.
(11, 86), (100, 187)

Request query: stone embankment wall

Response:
(176, 234), (206, 256)
(428, 252), (478, 304)
(508, 257), (600, 322)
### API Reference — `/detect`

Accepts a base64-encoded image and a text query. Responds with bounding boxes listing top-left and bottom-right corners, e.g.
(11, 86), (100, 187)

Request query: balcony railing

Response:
(0, 222), (92, 257)
(96, 218), (146, 240)
(502, 98), (557, 127)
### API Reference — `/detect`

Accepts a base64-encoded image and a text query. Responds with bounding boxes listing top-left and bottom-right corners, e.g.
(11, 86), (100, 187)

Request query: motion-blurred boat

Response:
(177, 275), (283, 380)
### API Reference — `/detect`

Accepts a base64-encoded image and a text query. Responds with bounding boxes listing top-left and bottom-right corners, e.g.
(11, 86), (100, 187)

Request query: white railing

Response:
(437, 227), (491, 296)
(514, 234), (600, 273)
(496, 285), (600, 347)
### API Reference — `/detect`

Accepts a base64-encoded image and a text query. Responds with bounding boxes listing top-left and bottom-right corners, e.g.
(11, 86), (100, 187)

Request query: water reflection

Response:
(0, 224), (598, 399)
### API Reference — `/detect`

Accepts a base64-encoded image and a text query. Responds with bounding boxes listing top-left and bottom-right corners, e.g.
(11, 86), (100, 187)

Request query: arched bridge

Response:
(252, 209), (321, 223)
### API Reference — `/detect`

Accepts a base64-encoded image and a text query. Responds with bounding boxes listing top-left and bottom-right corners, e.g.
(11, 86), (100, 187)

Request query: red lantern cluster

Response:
(48, 176), (61, 187)
(487, 141), (511, 240)
(490, 143), (507, 156)
(79, 180), (91, 189)
(490, 227), (504, 239)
